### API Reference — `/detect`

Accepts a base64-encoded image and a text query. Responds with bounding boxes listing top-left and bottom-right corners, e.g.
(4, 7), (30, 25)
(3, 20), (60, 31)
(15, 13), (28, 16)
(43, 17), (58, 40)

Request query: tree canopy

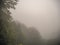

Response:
(0, 0), (18, 45)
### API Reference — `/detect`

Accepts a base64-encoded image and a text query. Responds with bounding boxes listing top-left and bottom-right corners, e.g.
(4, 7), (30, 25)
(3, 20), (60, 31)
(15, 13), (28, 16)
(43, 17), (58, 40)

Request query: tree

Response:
(21, 26), (42, 45)
(8, 21), (25, 45)
(0, 0), (18, 45)
(12, 21), (25, 45)
(27, 27), (42, 45)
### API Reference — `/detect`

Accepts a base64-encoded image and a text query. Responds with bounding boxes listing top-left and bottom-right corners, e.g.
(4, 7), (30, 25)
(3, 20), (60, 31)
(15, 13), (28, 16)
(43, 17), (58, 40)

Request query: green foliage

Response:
(0, 0), (18, 45)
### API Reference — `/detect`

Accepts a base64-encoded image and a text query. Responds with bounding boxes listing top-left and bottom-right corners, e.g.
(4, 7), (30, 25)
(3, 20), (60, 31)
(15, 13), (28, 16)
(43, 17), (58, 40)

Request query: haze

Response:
(11, 0), (59, 39)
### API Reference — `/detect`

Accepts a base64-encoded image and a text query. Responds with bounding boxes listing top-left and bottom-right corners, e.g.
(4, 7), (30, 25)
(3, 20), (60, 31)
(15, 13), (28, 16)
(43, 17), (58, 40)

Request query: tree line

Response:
(0, 0), (60, 45)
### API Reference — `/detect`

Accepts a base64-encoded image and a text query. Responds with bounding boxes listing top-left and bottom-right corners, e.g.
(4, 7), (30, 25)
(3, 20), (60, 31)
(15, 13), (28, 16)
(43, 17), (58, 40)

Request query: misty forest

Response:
(0, 0), (60, 45)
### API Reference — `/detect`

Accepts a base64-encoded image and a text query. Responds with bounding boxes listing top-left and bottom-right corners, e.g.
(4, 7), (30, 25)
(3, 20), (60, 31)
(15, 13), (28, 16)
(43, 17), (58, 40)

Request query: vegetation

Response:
(0, 0), (59, 45)
(0, 0), (18, 45)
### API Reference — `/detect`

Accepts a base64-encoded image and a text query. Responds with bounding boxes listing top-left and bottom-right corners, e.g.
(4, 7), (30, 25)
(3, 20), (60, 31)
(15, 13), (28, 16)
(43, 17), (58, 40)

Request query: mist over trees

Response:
(0, 0), (60, 45)
(12, 21), (42, 45)
(0, 0), (18, 45)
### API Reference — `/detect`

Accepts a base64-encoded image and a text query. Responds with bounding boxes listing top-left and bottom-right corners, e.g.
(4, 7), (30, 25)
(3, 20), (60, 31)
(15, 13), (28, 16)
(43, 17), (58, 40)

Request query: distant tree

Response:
(27, 27), (42, 45)
(47, 38), (59, 45)
(21, 26), (42, 45)
(9, 21), (25, 45)
(13, 22), (25, 45)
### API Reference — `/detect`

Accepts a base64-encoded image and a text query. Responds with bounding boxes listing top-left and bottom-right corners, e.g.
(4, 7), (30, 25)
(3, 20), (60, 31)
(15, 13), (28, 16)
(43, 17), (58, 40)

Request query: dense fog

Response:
(0, 0), (60, 45)
(11, 0), (59, 39)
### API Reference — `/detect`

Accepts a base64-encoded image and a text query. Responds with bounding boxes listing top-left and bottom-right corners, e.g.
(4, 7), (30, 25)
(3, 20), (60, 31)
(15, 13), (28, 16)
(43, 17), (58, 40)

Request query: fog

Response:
(11, 0), (59, 39)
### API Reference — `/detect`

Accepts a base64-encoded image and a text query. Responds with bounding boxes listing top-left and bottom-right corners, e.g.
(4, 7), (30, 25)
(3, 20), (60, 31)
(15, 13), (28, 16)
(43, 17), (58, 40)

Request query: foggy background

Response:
(10, 0), (59, 39)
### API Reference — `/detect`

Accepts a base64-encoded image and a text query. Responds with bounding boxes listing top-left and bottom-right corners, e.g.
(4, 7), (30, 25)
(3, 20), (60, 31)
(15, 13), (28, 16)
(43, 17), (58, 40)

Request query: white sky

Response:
(11, 0), (59, 39)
